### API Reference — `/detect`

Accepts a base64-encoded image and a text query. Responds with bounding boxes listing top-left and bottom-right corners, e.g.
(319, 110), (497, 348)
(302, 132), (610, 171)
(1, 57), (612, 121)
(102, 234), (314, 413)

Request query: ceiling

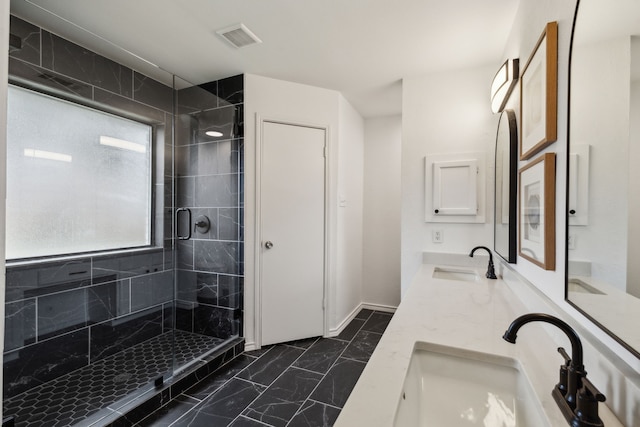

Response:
(10, 0), (520, 118)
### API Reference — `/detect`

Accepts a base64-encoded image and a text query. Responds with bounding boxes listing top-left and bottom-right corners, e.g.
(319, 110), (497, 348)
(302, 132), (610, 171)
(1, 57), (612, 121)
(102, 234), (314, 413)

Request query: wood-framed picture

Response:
(520, 21), (558, 160)
(518, 152), (556, 270)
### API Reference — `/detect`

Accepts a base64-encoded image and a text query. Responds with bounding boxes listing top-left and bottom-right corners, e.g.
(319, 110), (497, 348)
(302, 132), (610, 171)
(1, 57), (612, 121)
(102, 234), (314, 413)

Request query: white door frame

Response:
(253, 114), (331, 348)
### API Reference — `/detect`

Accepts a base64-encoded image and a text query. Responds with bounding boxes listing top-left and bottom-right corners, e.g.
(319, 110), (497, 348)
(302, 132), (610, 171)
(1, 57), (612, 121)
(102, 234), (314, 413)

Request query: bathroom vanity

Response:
(334, 255), (624, 426)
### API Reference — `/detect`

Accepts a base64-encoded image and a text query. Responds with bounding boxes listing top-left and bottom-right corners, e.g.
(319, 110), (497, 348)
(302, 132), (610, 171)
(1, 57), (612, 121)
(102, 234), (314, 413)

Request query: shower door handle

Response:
(176, 208), (192, 240)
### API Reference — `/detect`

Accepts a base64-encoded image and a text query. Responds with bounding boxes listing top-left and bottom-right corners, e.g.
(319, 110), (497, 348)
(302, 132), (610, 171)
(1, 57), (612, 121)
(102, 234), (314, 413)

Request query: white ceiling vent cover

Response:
(216, 23), (262, 48)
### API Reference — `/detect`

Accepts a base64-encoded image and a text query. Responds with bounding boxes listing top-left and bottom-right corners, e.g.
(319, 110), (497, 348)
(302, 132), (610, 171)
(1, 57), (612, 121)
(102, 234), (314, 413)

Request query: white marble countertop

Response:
(334, 263), (622, 427)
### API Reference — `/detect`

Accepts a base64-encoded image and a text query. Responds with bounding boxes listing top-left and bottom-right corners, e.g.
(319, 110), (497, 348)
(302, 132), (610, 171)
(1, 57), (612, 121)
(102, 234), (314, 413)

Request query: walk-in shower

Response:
(3, 15), (244, 426)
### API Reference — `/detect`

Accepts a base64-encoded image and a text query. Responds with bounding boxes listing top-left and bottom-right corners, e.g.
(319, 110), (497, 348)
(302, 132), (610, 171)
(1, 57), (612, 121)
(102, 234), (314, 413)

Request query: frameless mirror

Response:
(567, 0), (640, 358)
(494, 109), (518, 263)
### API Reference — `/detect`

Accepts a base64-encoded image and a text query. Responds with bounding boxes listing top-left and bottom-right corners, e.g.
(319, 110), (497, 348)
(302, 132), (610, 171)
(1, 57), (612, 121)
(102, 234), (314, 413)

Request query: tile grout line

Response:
(158, 310), (385, 427)
(283, 311), (375, 425)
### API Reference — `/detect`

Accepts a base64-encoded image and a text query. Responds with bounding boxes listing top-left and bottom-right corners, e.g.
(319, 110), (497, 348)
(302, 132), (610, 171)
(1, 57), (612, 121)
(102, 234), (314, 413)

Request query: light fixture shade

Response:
(491, 58), (519, 113)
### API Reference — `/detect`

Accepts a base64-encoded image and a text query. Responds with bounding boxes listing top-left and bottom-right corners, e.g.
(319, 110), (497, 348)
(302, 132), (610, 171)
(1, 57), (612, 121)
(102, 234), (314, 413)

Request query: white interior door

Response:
(260, 121), (326, 346)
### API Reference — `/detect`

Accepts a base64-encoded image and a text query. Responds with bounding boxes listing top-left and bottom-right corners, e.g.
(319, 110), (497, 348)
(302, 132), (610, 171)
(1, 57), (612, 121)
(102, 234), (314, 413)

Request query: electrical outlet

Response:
(568, 234), (576, 250)
(432, 229), (443, 243)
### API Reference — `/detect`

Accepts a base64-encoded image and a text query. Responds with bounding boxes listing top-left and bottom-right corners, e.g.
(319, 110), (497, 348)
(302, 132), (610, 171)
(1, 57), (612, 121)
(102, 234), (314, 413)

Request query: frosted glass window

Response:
(6, 85), (152, 259)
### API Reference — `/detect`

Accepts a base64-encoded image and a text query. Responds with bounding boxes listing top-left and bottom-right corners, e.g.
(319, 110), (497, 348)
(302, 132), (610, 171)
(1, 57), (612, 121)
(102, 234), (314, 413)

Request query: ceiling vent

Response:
(216, 23), (262, 48)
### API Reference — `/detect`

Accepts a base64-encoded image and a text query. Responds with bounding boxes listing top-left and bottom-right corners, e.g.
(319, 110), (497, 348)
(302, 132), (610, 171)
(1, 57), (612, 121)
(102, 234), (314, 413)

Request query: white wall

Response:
(504, 1), (640, 423)
(244, 74), (364, 347)
(362, 115), (401, 308)
(335, 96), (364, 327)
(401, 65), (498, 295)
(0, 0), (8, 410)
(501, 0), (640, 361)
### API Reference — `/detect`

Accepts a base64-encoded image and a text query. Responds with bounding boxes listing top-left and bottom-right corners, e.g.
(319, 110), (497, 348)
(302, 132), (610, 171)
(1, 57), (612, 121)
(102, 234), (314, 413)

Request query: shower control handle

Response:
(265, 241), (274, 249)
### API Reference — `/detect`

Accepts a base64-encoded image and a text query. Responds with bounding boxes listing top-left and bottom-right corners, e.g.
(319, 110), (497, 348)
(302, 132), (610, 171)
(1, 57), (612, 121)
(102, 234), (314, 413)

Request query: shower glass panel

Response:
(4, 14), (243, 426)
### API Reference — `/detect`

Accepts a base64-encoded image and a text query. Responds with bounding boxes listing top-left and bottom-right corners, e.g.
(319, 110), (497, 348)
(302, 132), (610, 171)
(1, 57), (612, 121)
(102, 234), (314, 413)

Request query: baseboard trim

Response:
(328, 302), (397, 337)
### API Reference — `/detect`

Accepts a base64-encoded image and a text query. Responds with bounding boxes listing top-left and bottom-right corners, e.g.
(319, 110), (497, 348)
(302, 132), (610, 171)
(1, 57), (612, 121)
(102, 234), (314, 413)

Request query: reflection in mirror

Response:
(567, 0), (640, 358)
(494, 109), (518, 263)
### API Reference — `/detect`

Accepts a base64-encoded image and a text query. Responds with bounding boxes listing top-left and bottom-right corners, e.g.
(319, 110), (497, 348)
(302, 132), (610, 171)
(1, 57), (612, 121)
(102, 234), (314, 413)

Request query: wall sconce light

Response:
(491, 58), (519, 113)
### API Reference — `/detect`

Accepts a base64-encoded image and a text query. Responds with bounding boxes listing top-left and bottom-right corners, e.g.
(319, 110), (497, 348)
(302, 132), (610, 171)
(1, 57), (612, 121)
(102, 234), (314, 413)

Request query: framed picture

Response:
(520, 21), (558, 160)
(519, 152), (556, 270)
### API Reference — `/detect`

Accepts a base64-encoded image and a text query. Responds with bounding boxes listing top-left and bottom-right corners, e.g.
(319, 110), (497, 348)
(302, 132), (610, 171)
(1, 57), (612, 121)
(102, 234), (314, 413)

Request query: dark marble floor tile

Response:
(354, 309), (374, 320)
(236, 345), (304, 386)
(293, 339), (348, 374)
(171, 379), (264, 427)
(137, 394), (199, 426)
(185, 355), (257, 400)
(333, 318), (365, 342)
(283, 336), (320, 350)
(288, 400), (341, 427)
(229, 415), (267, 426)
(243, 367), (323, 427)
(310, 358), (366, 408)
(244, 345), (273, 358)
(341, 330), (383, 363)
(361, 312), (393, 334)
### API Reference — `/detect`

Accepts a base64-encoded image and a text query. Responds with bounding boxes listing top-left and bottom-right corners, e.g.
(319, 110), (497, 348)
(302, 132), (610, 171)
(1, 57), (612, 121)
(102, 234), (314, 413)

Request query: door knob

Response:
(265, 241), (274, 249)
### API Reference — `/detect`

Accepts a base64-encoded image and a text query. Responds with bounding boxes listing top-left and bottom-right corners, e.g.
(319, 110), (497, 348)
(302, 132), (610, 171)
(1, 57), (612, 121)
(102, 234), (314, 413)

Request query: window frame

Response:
(5, 82), (161, 263)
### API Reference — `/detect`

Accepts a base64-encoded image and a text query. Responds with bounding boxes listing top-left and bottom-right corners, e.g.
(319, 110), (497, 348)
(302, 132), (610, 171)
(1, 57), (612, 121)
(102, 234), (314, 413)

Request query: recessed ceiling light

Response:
(206, 131), (224, 137)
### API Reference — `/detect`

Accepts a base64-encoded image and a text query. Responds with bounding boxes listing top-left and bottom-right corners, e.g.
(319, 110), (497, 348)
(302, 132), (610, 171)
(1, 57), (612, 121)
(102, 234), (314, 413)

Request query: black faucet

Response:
(469, 246), (497, 279)
(503, 313), (606, 427)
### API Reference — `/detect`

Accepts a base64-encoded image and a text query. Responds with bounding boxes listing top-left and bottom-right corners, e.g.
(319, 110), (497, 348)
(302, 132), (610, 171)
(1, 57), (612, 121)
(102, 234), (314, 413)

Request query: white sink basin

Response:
(432, 267), (480, 282)
(394, 342), (549, 427)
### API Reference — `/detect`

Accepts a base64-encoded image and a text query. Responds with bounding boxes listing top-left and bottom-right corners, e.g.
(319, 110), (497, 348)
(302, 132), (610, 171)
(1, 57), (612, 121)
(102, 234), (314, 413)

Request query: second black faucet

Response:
(469, 246), (497, 279)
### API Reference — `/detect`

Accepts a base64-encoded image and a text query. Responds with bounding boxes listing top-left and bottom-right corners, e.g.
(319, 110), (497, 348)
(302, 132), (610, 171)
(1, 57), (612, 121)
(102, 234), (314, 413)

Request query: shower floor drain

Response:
(113, 373), (133, 383)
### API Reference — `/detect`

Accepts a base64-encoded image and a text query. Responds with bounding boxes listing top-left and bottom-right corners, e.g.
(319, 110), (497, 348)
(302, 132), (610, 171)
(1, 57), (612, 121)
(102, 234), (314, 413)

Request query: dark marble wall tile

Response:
(38, 288), (88, 339)
(193, 105), (237, 143)
(92, 250), (164, 281)
(177, 176), (195, 207)
(131, 271), (173, 312)
(217, 75), (244, 105)
(5, 266), (38, 302)
(191, 208), (219, 240)
(9, 16), (40, 65)
(4, 299), (37, 351)
(234, 105), (244, 138)
(94, 87), (165, 123)
(3, 329), (89, 399)
(177, 269), (198, 302)
(89, 307), (163, 362)
(177, 241), (194, 270)
(9, 58), (94, 99)
(133, 72), (173, 112)
(176, 303), (194, 333)
(218, 208), (241, 241)
(194, 240), (242, 275)
(218, 275), (242, 309)
(177, 83), (220, 115)
(42, 31), (133, 97)
(194, 173), (239, 208)
(193, 305), (236, 339)
(196, 142), (222, 176)
(196, 272), (219, 305)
